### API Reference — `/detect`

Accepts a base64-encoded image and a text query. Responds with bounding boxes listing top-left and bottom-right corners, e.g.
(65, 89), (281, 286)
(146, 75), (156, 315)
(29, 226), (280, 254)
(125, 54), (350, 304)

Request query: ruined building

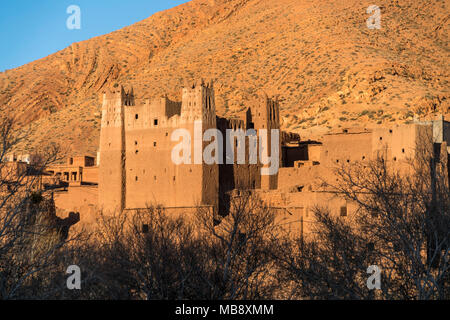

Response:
(30, 80), (449, 237)
(98, 81), (284, 214)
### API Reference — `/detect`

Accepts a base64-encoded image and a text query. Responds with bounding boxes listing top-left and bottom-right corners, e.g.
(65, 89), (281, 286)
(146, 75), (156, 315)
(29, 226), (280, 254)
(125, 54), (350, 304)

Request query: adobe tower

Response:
(98, 86), (127, 213)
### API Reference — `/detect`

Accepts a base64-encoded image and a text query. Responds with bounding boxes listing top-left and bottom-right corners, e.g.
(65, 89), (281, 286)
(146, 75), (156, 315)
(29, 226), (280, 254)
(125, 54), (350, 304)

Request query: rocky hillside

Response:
(0, 0), (448, 156)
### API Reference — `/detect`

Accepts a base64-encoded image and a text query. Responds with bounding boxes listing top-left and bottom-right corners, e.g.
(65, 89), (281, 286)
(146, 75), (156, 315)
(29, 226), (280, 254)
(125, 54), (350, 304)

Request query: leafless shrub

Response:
(0, 116), (81, 299)
(276, 129), (449, 299)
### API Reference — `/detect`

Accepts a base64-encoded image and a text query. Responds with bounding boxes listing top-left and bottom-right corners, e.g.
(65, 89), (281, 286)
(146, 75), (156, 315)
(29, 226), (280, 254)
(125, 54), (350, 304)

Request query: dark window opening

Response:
(135, 150), (139, 154)
(154, 119), (158, 126)
(340, 206), (347, 217)
(135, 176), (138, 181)
(153, 142), (157, 147)
(379, 137), (383, 140)
(142, 224), (149, 234)
(135, 141), (138, 146)
(402, 148), (405, 153)
(389, 129), (393, 133)
(135, 114), (139, 120)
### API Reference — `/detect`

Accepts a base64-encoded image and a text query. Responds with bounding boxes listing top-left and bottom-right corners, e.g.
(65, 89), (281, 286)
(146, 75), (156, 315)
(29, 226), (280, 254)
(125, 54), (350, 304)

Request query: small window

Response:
(362, 156), (366, 160)
(336, 159), (339, 163)
(135, 176), (138, 181)
(389, 129), (393, 133)
(379, 137), (383, 141)
(154, 176), (157, 181)
(135, 141), (138, 146)
(153, 142), (157, 147)
(340, 206), (347, 217)
(142, 224), (149, 234)
(402, 148), (405, 153)
(346, 159), (350, 163)
(173, 176), (176, 182)
(393, 157), (397, 161)
(135, 114), (139, 120)
(135, 150), (139, 154)
(166, 132), (168, 137)
(154, 119), (158, 126)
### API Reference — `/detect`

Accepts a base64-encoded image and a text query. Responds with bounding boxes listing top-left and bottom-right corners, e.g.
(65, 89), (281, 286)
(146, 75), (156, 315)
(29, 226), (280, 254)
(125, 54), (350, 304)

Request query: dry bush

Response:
(275, 130), (449, 300)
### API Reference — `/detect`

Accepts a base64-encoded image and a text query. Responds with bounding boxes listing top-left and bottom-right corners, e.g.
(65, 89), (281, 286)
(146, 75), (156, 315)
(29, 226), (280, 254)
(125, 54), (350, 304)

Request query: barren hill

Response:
(1, 0), (448, 156)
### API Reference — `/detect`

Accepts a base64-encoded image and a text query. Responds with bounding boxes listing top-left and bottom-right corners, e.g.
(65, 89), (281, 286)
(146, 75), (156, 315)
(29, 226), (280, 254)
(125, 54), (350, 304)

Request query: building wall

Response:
(54, 186), (99, 225)
(320, 130), (373, 166)
(68, 156), (95, 167)
(100, 82), (220, 211)
(277, 165), (326, 190)
(372, 124), (432, 162)
(98, 88), (126, 213)
(308, 144), (322, 162)
(83, 167), (98, 184)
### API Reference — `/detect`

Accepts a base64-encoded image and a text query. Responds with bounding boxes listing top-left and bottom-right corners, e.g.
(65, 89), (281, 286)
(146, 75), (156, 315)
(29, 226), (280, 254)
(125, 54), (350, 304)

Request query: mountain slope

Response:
(1, 0), (448, 156)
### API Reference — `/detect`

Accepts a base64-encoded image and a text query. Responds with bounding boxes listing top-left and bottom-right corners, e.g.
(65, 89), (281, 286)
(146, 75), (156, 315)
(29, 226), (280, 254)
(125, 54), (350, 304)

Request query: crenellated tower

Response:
(181, 79), (216, 125)
(98, 86), (133, 213)
(250, 93), (281, 190)
(180, 79), (219, 207)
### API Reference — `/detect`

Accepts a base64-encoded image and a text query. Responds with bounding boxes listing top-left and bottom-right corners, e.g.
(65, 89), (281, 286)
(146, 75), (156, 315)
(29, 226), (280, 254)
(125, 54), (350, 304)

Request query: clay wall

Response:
(320, 130), (373, 166)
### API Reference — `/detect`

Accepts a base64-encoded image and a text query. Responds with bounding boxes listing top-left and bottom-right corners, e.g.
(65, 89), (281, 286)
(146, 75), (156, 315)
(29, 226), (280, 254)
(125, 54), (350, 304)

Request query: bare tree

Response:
(196, 190), (280, 299)
(275, 130), (449, 300)
(0, 116), (82, 299)
(80, 191), (280, 300)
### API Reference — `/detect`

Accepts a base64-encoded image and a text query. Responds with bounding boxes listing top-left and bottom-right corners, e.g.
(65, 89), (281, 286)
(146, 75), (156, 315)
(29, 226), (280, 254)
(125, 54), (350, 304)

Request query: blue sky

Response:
(0, 0), (189, 72)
